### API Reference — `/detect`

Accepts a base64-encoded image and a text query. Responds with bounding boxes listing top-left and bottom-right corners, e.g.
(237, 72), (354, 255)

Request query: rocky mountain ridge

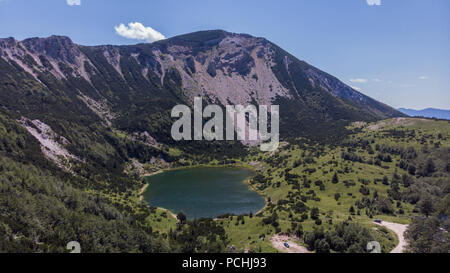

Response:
(0, 30), (404, 163)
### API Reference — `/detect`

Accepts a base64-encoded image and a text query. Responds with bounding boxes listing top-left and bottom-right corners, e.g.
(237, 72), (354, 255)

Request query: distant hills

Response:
(398, 108), (450, 120)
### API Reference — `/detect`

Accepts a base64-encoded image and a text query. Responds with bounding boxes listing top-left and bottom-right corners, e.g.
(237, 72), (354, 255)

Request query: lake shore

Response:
(137, 169), (164, 201)
(242, 177), (269, 216)
(139, 164), (267, 219)
(138, 170), (178, 220)
(137, 184), (149, 201)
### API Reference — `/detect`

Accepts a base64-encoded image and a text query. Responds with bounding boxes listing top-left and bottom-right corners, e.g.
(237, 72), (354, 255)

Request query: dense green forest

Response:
(0, 110), (167, 252)
(1, 98), (448, 253)
(236, 118), (449, 253)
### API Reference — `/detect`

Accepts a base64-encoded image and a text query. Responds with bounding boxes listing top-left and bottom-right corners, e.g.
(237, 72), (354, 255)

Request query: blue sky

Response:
(0, 0), (449, 109)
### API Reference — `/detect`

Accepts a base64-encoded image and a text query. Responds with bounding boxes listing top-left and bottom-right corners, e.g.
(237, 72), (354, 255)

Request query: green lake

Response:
(143, 167), (266, 219)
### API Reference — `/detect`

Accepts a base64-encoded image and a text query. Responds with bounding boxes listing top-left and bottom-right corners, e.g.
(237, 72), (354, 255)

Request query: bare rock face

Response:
(146, 32), (290, 106)
(22, 36), (79, 64)
(17, 117), (80, 172)
(0, 35), (95, 82)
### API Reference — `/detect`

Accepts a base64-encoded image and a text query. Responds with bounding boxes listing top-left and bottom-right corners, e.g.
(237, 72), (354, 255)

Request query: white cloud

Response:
(366, 0), (381, 6)
(115, 22), (166, 43)
(372, 78), (383, 82)
(67, 0), (81, 6)
(351, 86), (362, 91)
(418, 76), (429, 80)
(349, 78), (368, 83)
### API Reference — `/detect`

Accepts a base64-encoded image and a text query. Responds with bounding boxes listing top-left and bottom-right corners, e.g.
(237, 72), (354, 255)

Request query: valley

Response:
(129, 117), (449, 253)
(0, 30), (448, 253)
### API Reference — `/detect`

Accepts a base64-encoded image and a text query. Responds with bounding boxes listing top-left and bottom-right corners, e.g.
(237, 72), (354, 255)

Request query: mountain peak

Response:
(154, 29), (259, 48)
(0, 30), (404, 141)
(20, 35), (79, 64)
(21, 35), (75, 49)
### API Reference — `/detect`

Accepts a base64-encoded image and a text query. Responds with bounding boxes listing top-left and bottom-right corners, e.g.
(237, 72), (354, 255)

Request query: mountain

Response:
(0, 30), (403, 145)
(398, 108), (450, 120)
(0, 30), (407, 252)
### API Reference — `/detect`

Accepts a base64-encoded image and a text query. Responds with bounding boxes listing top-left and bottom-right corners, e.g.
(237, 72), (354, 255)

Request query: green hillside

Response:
(217, 118), (449, 253)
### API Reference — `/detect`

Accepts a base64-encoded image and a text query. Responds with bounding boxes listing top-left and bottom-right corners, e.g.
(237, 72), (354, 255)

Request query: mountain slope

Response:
(0, 30), (403, 146)
(0, 108), (169, 252)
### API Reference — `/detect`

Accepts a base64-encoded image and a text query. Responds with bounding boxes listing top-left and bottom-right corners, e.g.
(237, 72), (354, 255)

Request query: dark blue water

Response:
(143, 167), (265, 219)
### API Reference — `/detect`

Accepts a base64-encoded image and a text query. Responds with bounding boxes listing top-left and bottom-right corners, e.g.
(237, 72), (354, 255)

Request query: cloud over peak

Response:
(66, 0), (81, 6)
(366, 0), (381, 6)
(115, 22), (166, 43)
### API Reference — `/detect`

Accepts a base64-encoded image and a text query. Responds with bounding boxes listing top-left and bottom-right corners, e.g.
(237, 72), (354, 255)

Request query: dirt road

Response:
(375, 221), (408, 253)
(271, 221), (408, 253)
(270, 234), (311, 253)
